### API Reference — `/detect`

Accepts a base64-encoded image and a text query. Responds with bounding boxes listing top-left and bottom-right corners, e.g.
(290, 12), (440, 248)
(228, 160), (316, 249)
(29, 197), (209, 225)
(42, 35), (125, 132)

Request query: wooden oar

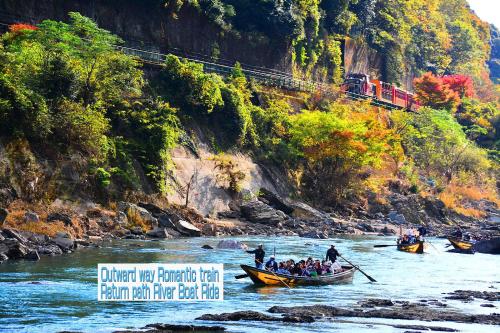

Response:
(374, 244), (399, 248)
(256, 259), (291, 288)
(338, 254), (377, 283)
(235, 274), (248, 279)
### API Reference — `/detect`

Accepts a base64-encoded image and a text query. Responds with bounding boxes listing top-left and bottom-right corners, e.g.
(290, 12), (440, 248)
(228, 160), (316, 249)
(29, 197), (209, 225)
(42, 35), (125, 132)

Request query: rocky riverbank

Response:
(95, 290), (499, 333)
(1, 186), (499, 263)
(193, 291), (500, 330)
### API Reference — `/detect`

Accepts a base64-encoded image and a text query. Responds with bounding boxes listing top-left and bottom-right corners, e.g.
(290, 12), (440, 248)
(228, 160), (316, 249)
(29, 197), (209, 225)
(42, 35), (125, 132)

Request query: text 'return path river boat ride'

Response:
(240, 264), (356, 286)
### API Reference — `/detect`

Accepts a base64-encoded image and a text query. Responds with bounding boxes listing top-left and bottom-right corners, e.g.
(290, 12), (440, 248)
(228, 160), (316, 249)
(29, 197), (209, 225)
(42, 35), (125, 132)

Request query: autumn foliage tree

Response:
(442, 74), (475, 99)
(284, 103), (396, 206)
(8, 23), (38, 33)
(414, 72), (460, 110)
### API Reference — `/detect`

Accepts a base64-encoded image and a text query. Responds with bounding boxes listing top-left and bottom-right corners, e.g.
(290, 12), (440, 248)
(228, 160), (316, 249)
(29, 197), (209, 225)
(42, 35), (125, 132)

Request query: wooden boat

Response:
(397, 241), (424, 254)
(240, 264), (356, 286)
(448, 237), (474, 251)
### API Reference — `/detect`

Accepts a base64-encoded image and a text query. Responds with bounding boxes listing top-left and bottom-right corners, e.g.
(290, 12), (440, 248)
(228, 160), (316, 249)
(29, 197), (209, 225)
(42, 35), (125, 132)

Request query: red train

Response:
(341, 73), (420, 111)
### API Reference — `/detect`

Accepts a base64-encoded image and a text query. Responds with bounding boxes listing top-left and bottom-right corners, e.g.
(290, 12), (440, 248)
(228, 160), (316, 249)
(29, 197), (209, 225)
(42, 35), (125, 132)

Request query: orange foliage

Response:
(438, 183), (499, 218)
(442, 75), (475, 98)
(414, 72), (460, 110)
(9, 23), (38, 33)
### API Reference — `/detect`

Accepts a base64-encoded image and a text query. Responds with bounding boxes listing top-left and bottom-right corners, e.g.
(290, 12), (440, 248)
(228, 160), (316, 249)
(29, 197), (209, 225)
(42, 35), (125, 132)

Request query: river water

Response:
(0, 236), (498, 333)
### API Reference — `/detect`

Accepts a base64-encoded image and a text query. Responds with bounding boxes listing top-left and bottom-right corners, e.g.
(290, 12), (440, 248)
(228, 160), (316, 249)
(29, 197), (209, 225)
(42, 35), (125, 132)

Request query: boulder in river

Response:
(240, 200), (285, 226)
(0, 238), (28, 259)
(146, 227), (172, 239)
(216, 240), (247, 250)
(174, 219), (201, 237)
(24, 250), (40, 261)
(118, 202), (158, 228)
(137, 323), (225, 332)
(202, 223), (217, 236)
(474, 237), (500, 254)
(54, 235), (75, 252)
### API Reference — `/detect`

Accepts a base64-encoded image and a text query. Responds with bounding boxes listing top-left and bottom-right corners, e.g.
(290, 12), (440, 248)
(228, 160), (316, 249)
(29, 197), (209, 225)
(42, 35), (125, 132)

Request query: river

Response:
(0, 236), (498, 333)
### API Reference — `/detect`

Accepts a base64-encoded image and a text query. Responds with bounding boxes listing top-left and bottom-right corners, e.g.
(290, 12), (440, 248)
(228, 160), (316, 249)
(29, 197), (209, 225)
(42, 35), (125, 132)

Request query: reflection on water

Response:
(0, 236), (498, 333)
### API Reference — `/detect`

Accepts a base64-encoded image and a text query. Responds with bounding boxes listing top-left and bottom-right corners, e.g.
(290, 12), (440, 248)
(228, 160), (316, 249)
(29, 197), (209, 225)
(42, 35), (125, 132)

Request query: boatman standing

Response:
(326, 245), (340, 263)
(247, 244), (265, 269)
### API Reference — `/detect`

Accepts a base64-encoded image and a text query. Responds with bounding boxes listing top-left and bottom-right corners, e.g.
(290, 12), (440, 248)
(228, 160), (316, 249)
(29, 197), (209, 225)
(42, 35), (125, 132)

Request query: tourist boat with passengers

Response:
(447, 237), (475, 252)
(397, 240), (425, 254)
(240, 264), (356, 286)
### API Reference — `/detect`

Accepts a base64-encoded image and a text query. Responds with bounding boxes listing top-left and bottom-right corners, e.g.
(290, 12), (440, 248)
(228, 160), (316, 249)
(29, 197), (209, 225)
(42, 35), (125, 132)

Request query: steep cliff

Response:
(0, 0), (292, 71)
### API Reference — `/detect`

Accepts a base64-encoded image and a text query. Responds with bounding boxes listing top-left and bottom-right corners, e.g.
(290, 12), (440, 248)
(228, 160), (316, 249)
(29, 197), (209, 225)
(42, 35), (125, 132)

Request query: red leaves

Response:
(414, 72), (475, 110)
(8, 23), (38, 35)
(442, 75), (475, 98)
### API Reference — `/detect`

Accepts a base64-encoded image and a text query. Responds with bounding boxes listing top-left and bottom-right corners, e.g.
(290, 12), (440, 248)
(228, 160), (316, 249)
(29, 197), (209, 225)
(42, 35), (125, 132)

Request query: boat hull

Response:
(448, 237), (474, 251)
(240, 265), (356, 286)
(397, 241), (424, 254)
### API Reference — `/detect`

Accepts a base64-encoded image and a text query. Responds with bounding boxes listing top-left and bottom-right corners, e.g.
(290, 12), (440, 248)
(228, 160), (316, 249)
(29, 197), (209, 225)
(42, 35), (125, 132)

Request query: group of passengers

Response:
(397, 226), (427, 245)
(247, 244), (343, 277)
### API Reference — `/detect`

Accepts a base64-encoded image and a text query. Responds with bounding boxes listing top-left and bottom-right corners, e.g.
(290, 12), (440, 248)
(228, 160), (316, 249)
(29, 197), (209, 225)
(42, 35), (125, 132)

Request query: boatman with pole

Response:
(326, 245), (340, 263)
(247, 244), (265, 269)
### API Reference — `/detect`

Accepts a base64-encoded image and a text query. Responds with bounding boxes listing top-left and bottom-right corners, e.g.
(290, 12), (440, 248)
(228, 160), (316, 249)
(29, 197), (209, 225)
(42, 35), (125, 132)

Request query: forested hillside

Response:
(162, 0), (492, 85)
(0, 1), (498, 235)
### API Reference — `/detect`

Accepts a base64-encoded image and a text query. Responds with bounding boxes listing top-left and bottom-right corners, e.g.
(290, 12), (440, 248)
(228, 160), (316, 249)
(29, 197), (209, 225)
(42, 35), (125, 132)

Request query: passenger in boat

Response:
(326, 245), (340, 263)
(399, 235), (409, 244)
(246, 244), (265, 268)
(290, 263), (301, 276)
(285, 259), (293, 271)
(314, 260), (323, 275)
(299, 262), (311, 277)
(329, 260), (342, 273)
(276, 262), (290, 275)
(321, 260), (332, 274)
(265, 255), (278, 272)
(306, 257), (314, 267)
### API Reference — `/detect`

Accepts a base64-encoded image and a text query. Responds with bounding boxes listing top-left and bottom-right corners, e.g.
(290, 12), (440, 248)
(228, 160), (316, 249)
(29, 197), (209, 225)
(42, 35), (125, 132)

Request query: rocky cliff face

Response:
(0, 0), (291, 71)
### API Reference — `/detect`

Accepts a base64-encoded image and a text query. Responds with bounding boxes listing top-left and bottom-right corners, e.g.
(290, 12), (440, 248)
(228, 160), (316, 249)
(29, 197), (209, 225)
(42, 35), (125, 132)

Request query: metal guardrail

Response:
(117, 44), (330, 94)
(0, 10), (402, 109)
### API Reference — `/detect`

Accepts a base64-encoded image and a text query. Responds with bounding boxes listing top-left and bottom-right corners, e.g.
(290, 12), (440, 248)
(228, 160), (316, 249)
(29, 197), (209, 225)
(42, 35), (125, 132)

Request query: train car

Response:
(342, 73), (420, 111)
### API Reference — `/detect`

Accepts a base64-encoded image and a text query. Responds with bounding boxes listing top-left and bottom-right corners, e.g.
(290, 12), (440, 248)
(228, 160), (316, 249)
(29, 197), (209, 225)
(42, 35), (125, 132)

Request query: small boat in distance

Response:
(447, 237), (475, 252)
(397, 240), (425, 254)
(240, 264), (356, 286)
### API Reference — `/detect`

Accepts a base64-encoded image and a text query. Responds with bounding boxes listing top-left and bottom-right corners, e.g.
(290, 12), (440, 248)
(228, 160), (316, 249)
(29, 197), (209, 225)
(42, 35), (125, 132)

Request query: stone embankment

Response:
(1, 186), (498, 262)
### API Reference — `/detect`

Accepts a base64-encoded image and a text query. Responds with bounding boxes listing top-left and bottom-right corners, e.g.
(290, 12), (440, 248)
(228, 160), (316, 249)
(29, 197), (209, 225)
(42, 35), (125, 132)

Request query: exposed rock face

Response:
(202, 223), (217, 236)
(113, 323), (226, 333)
(54, 237), (75, 251)
(445, 290), (499, 302)
(216, 240), (247, 250)
(258, 188), (294, 214)
(0, 208), (8, 225)
(196, 311), (314, 323)
(240, 200), (286, 226)
(174, 220), (201, 237)
(474, 237), (500, 254)
(146, 227), (171, 239)
(47, 212), (72, 226)
(24, 211), (40, 223)
(258, 188), (325, 221)
(267, 301), (500, 325)
(289, 202), (325, 221)
(118, 202), (158, 229)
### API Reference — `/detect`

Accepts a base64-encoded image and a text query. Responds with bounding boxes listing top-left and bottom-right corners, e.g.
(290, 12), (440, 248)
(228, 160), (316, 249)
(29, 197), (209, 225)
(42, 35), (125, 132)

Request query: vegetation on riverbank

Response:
(0, 7), (498, 231)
